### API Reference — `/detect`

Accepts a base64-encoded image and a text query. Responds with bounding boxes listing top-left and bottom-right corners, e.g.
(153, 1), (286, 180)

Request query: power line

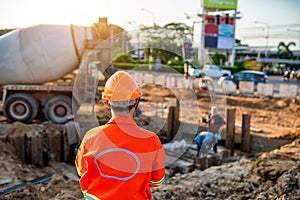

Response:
(237, 23), (300, 30)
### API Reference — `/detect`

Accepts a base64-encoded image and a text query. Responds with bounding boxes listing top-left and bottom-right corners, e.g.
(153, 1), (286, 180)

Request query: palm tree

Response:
(277, 41), (296, 59)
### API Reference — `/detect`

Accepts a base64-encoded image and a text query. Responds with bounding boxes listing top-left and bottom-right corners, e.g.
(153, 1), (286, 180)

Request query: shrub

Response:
(113, 53), (136, 64)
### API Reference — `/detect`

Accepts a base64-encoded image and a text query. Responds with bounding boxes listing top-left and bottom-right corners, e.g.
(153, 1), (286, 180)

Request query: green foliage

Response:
(191, 59), (201, 68)
(277, 41), (296, 59)
(146, 40), (182, 64)
(235, 39), (249, 47)
(221, 62), (245, 74)
(211, 52), (227, 65)
(167, 56), (184, 66)
(235, 61), (245, 72)
(112, 62), (144, 70)
(113, 53), (136, 64)
(172, 65), (184, 74)
(112, 62), (184, 74)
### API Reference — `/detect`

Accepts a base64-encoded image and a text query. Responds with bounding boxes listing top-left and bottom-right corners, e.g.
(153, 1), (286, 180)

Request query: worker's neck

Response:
(111, 109), (134, 118)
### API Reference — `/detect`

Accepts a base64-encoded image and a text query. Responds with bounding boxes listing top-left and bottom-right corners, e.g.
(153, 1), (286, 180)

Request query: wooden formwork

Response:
(7, 123), (69, 166)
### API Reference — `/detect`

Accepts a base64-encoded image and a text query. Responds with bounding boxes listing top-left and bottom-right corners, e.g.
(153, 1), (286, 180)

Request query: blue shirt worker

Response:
(194, 114), (225, 157)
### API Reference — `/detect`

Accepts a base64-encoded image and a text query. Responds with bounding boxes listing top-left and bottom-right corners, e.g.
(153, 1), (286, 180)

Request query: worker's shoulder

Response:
(82, 126), (103, 141)
(136, 126), (160, 138)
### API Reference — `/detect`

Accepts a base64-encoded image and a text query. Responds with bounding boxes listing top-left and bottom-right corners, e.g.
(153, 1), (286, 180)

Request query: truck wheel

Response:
(3, 93), (39, 123)
(44, 95), (72, 124)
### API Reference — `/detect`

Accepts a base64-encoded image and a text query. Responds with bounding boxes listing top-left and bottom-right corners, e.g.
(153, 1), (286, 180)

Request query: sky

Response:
(0, 0), (300, 49)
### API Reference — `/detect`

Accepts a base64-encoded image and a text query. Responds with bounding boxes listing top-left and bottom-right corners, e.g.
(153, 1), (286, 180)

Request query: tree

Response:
(277, 41), (296, 59)
(139, 23), (193, 63)
(211, 52), (227, 65)
(235, 39), (248, 47)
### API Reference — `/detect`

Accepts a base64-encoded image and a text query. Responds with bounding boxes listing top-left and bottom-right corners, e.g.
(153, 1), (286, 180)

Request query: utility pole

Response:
(198, 7), (205, 67)
(231, 11), (242, 66)
(254, 21), (270, 58)
(141, 8), (155, 27)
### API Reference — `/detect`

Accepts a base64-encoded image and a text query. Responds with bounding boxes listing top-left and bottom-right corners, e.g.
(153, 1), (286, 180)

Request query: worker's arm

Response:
(149, 168), (165, 187)
(75, 127), (101, 177)
(75, 142), (88, 177)
(149, 145), (166, 187)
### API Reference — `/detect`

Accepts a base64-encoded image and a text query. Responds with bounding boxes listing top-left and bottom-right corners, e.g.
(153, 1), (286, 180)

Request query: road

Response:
(267, 75), (300, 85)
(194, 74), (300, 96)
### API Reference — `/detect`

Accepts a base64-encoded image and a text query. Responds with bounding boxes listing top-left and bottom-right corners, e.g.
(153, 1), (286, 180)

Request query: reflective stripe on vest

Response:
(82, 191), (100, 200)
(94, 148), (141, 181)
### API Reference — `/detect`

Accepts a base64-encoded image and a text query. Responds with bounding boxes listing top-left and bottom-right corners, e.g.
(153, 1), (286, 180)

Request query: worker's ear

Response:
(105, 100), (111, 109)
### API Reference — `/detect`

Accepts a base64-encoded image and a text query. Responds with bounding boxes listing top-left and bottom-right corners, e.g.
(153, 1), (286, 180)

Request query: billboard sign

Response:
(204, 15), (235, 49)
(218, 24), (234, 37)
(203, 0), (238, 10)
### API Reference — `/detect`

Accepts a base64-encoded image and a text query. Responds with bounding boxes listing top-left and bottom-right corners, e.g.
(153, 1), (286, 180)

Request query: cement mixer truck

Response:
(0, 20), (118, 124)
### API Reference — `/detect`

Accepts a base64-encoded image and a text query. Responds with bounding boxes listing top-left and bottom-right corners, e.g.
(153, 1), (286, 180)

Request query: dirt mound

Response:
(0, 174), (82, 200)
(152, 140), (300, 199)
(224, 95), (300, 142)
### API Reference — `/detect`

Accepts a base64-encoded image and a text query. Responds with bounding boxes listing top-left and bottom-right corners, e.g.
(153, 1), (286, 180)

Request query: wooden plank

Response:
(11, 134), (25, 162)
(0, 101), (3, 112)
(174, 100), (180, 138)
(165, 106), (177, 142)
(62, 130), (70, 162)
(199, 157), (207, 170)
(225, 108), (236, 156)
(241, 114), (251, 153)
(48, 132), (62, 162)
(220, 149), (229, 159)
(207, 156), (218, 167)
(31, 134), (44, 166)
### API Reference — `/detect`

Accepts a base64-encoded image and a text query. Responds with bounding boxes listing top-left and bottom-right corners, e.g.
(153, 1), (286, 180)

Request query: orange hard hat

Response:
(102, 71), (142, 101)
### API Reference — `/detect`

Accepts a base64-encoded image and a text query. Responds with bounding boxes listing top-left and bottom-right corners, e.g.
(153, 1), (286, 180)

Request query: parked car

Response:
(188, 64), (231, 78)
(218, 70), (268, 89)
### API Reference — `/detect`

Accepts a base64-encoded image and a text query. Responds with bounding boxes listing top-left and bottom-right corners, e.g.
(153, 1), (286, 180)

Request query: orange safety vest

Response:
(75, 116), (166, 200)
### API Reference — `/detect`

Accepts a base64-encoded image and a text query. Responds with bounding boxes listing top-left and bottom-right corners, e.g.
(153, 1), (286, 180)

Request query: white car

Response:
(188, 64), (231, 78)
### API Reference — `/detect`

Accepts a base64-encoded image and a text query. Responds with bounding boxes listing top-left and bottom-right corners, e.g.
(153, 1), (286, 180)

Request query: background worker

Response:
(75, 71), (166, 200)
(194, 112), (225, 158)
(64, 114), (80, 163)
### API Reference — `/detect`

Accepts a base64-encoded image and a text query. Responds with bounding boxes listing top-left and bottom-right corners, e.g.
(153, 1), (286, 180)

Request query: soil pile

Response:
(152, 139), (300, 199)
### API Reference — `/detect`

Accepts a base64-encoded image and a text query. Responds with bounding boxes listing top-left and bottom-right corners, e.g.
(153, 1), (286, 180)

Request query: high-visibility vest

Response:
(75, 116), (166, 200)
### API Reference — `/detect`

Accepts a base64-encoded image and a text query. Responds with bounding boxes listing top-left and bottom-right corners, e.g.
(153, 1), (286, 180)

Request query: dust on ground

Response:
(0, 84), (299, 199)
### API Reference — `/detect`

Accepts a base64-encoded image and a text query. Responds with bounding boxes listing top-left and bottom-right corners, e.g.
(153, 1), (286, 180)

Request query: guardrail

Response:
(128, 71), (299, 98)
(222, 81), (299, 98)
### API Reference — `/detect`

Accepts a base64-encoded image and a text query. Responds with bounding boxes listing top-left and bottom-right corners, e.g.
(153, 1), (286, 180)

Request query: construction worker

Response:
(194, 113), (225, 157)
(75, 71), (166, 200)
(64, 114), (80, 163)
